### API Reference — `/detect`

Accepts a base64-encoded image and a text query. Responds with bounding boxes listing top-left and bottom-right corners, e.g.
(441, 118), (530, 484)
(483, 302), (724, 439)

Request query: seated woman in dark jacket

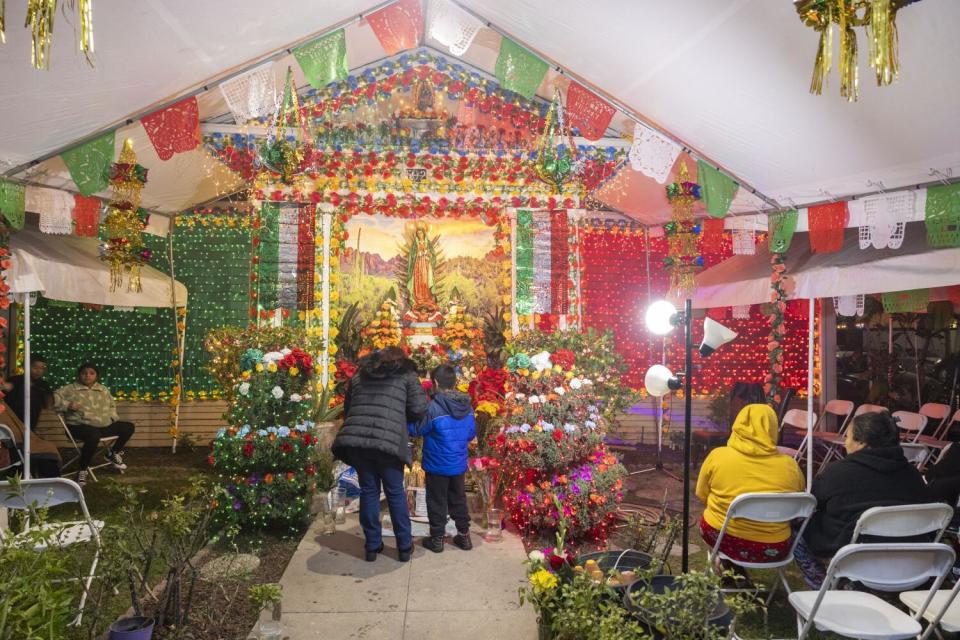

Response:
(332, 347), (428, 562)
(793, 411), (930, 588)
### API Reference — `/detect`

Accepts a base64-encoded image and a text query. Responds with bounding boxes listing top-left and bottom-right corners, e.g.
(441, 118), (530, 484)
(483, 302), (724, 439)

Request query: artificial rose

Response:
(271, 386), (284, 400)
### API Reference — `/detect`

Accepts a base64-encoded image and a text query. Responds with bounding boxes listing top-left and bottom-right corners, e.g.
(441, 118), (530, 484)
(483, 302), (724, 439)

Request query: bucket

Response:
(623, 575), (732, 639)
(108, 616), (155, 640)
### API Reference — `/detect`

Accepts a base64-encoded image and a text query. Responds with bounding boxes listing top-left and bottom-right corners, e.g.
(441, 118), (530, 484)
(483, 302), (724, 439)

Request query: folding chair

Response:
(912, 407), (958, 467)
(0, 424), (22, 475)
(0, 478), (104, 625)
(893, 410), (928, 444)
(789, 543), (955, 640)
(777, 409), (818, 461)
(706, 492), (817, 606)
(818, 403), (889, 468)
(902, 442), (932, 468)
(57, 413), (119, 482)
(900, 576), (960, 640)
(919, 403), (951, 436)
(850, 502), (954, 590)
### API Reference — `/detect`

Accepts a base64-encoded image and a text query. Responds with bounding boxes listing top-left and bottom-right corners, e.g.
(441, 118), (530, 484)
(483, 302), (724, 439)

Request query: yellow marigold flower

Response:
(476, 401), (500, 417)
(529, 569), (558, 592)
(457, 382), (469, 393)
(267, 362), (278, 373)
(256, 364), (264, 373)
(289, 367), (300, 377)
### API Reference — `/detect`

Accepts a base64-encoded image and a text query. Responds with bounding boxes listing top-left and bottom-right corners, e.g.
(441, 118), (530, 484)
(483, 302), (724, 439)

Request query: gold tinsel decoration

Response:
(3, 0), (94, 69)
(102, 139), (148, 293)
(797, 0), (912, 102)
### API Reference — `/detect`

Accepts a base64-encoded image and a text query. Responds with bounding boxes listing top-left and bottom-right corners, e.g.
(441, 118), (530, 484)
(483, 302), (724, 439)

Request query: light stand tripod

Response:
(630, 396), (681, 482)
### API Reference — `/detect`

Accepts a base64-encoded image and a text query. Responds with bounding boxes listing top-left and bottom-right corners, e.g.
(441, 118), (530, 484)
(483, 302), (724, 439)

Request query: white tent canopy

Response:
(8, 225), (187, 307)
(694, 225), (960, 309)
(1, 0), (958, 217)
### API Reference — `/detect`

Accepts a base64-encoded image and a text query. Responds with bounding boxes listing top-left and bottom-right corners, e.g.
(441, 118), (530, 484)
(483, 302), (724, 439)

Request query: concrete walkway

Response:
(265, 513), (538, 639)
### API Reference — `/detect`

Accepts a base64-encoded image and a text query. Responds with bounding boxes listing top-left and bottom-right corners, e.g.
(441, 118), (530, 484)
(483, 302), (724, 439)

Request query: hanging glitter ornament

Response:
(257, 67), (313, 184)
(664, 161), (702, 298)
(797, 0), (918, 102)
(534, 89), (583, 194)
(101, 138), (149, 292)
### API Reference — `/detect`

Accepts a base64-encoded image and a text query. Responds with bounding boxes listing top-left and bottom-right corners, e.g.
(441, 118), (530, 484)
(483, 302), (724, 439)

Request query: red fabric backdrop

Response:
(580, 227), (811, 394)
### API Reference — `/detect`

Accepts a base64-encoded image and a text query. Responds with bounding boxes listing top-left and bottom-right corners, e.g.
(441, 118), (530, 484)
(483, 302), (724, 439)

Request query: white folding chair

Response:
(893, 410), (929, 444)
(901, 576), (960, 640)
(707, 492), (817, 605)
(57, 413), (119, 482)
(902, 442), (932, 468)
(817, 403), (890, 468)
(850, 503), (954, 589)
(789, 543), (956, 640)
(0, 478), (104, 625)
(0, 424), (22, 474)
(778, 409), (818, 461)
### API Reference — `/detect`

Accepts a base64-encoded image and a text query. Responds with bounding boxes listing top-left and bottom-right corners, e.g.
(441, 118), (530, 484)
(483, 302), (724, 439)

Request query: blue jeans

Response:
(353, 455), (412, 552)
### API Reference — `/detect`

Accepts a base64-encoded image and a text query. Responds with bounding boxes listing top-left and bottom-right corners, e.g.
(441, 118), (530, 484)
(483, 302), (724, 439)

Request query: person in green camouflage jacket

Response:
(54, 363), (136, 485)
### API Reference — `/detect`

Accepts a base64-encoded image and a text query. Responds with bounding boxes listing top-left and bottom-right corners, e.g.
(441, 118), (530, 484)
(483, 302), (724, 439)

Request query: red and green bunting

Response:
(294, 29), (349, 89)
(61, 130), (116, 197)
(367, 0), (423, 56)
(255, 203), (316, 317)
(925, 183), (960, 248)
(494, 37), (548, 100)
(697, 160), (738, 219)
(882, 289), (929, 314)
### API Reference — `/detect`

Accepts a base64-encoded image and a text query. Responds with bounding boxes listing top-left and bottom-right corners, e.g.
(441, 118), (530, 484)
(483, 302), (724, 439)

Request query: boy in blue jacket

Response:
(409, 363), (477, 553)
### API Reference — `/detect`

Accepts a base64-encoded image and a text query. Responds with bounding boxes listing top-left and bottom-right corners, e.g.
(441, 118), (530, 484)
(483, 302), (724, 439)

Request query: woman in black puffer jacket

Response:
(332, 347), (428, 562)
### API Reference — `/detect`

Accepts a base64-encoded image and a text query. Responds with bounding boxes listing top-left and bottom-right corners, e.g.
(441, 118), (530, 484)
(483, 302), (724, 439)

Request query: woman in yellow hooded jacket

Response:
(696, 404), (805, 568)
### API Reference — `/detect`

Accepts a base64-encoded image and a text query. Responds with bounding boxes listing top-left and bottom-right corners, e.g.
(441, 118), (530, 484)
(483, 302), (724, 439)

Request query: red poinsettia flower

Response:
(280, 441), (293, 454)
(242, 443), (254, 458)
(550, 350), (576, 370)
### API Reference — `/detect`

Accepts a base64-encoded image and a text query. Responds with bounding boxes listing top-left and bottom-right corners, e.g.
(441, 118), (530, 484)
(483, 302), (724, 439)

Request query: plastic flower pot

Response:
(623, 575), (732, 639)
(108, 616), (155, 640)
(576, 549), (652, 598)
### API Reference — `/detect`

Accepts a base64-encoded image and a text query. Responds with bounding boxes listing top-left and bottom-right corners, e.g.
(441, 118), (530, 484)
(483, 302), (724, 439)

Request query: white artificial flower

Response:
(528, 550), (545, 562)
(515, 393), (526, 401)
(530, 351), (552, 372)
(281, 348), (292, 356)
(271, 386), (284, 399)
(529, 396), (540, 405)
(553, 387), (566, 396)
(539, 395), (547, 403)
(238, 382), (250, 396)
(582, 379), (593, 386)
(289, 393), (303, 402)
(262, 351), (283, 364)
(569, 378), (583, 390)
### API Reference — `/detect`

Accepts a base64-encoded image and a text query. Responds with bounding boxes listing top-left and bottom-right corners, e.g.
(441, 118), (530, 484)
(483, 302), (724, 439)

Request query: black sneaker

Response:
(422, 535), (444, 553)
(76, 469), (89, 486)
(364, 543), (384, 562)
(105, 449), (127, 471)
(453, 532), (473, 551)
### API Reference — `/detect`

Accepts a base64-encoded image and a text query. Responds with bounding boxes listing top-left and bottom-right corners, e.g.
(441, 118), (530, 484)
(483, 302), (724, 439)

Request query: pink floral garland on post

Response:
(764, 252), (788, 405)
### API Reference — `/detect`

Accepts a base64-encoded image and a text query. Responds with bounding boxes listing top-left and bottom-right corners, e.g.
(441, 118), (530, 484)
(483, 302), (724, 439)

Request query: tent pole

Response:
(167, 229), (183, 453)
(23, 295), (31, 480)
(806, 298), (815, 488)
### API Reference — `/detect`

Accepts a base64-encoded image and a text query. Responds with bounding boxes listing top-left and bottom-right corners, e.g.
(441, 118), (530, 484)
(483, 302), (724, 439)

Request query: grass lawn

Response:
(20, 447), (300, 640)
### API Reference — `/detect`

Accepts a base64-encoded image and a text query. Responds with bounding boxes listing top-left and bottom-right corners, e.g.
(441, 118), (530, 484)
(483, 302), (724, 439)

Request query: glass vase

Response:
(483, 508), (503, 543)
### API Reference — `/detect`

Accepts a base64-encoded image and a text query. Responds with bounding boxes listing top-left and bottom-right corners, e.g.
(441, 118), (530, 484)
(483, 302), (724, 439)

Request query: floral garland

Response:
(0, 222), (10, 389)
(765, 251), (788, 404)
(297, 51), (547, 124)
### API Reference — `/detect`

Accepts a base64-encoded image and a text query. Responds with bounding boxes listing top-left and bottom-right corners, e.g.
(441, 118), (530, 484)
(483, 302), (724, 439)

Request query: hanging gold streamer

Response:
(798, 0), (908, 102)
(838, 6), (859, 102)
(869, 0), (899, 86)
(809, 3), (834, 96)
(77, 0), (94, 63)
(26, 0), (56, 70)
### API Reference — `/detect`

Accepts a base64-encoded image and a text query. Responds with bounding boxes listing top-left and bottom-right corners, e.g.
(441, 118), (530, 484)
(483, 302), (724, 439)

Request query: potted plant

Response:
(624, 570), (760, 639)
